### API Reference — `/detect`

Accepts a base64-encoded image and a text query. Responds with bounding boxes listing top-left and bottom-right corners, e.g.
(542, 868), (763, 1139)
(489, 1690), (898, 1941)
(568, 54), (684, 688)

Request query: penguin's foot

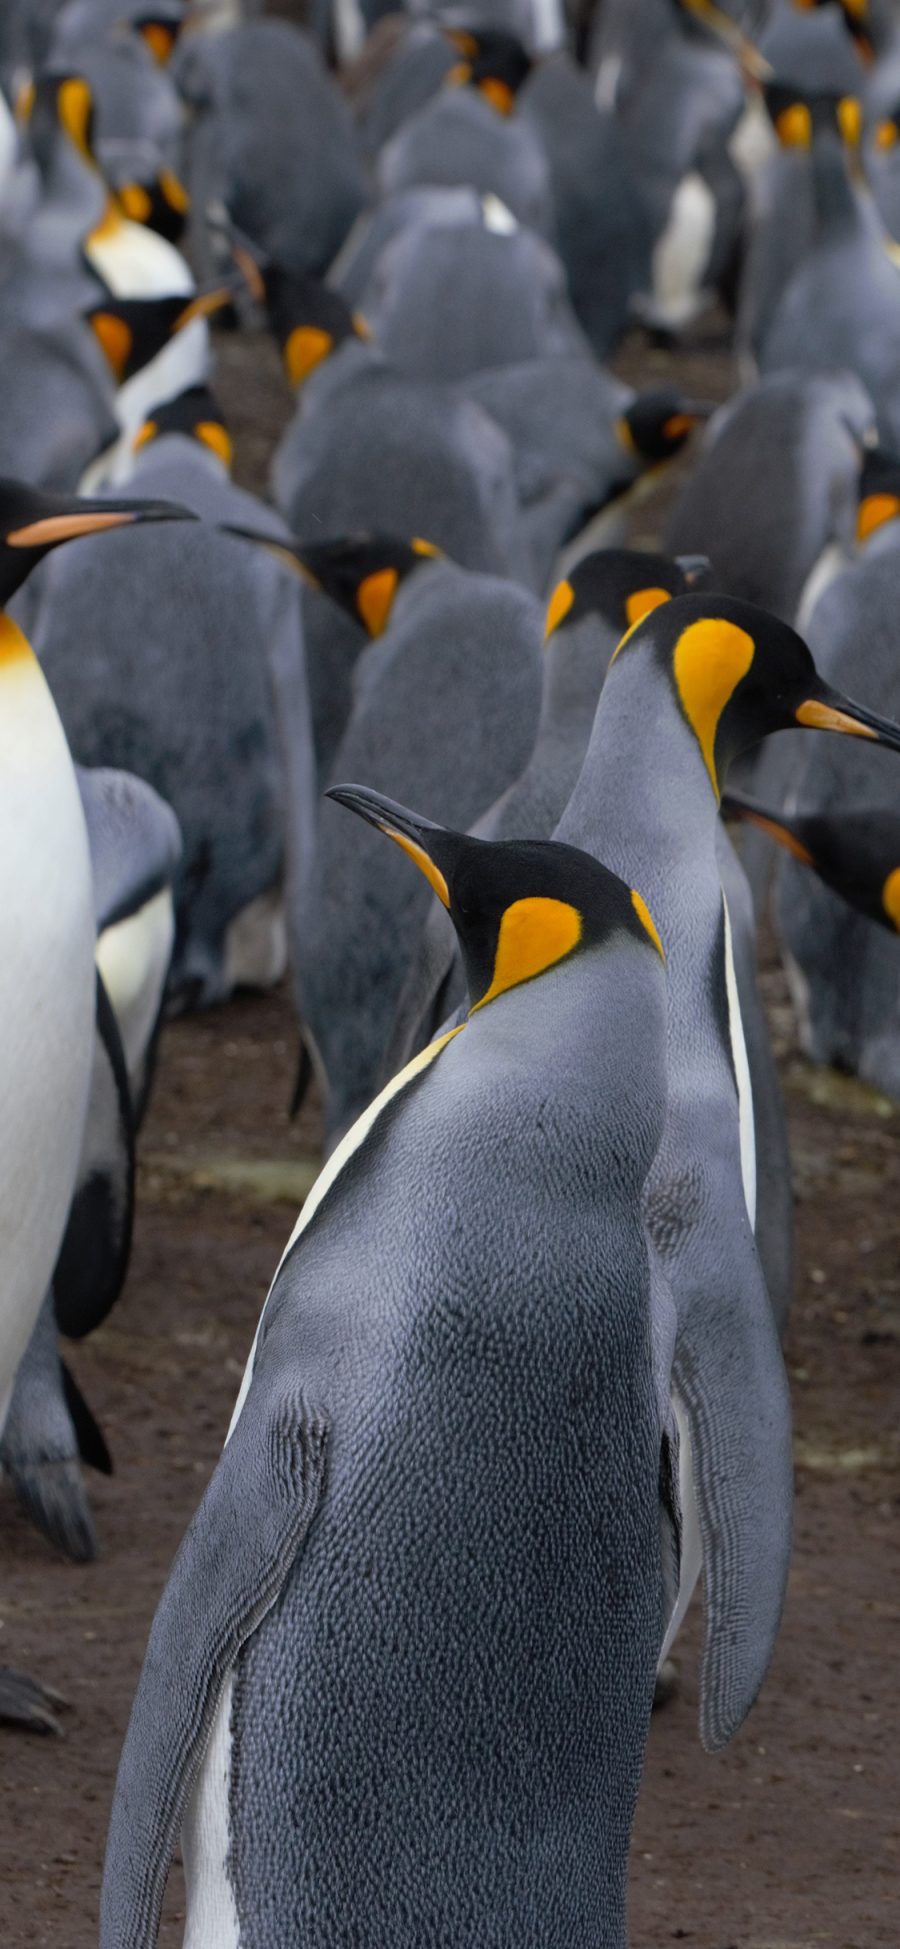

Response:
(0, 1665), (67, 1735)
(7, 1456), (97, 1563)
(653, 1659), (679, 1710)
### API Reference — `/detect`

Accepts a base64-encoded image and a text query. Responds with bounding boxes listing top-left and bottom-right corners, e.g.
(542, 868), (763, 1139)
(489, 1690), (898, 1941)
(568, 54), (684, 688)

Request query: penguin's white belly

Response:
(81, 324), (212, 490)
(647, 172), (716, 330)
(85, 219), (194, 300)
(223, 887), (287, 995)
(181, 1671), (240, 1949)
(97, 887), (174, 1097)
(0, 645), (95, 1419)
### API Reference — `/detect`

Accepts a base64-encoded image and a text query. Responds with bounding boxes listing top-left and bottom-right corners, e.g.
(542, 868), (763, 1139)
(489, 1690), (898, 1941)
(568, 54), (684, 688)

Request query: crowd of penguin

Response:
(1, 0), (900, 1940)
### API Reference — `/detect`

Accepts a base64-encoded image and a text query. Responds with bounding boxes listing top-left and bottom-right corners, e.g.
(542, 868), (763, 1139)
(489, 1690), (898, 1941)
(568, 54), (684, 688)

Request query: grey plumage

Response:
(294, 559), (543, 1144)
(101, 817), (670, 1949)
(32, 439), (299, 1007)
(377, 83), (555, 236)
(173, 20), (366, 284)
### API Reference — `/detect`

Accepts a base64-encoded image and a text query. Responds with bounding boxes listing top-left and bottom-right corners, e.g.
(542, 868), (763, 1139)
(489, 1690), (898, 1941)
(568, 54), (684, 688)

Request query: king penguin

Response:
(101, 793), (674, 1949)
(0, 472), (191, 1728)
(550, 591), (900, 1729)
(222, 529), (544, 1148)
(32, 389), (299, 1009)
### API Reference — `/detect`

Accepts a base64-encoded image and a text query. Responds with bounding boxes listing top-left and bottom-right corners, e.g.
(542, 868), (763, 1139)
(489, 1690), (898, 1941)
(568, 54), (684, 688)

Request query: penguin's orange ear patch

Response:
(58, 76), (94, 161)
(357, 567), (398, 637)
(857, 492), (900, 542)
(196, 421), (233, 469)
(472, 898), (582, 1011)
(284, 324), (333, 388)
(672, 617), (755, 797)
(140, 21), (177, 63)
(875, 118), (899, 149)
(90, 310), (132, 379)
(545, 578), (575, 639)
(882, 866), (900, 931)
(775, 102), (811, 148)
(625, 587), (671, 628)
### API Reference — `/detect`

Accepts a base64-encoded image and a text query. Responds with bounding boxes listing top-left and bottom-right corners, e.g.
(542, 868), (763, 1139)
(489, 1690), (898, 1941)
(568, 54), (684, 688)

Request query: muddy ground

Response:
(1, 303), (899, 1949)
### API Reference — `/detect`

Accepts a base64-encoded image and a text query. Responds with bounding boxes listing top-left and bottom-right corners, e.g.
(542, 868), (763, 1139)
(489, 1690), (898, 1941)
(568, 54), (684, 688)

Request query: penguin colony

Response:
(0, 0), (898, 1941)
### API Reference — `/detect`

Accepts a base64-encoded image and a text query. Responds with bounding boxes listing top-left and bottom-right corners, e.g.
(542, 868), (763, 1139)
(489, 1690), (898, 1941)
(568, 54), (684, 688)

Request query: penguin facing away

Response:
(101, 795), (673, 1949)
(0, 474), (192, 1729)
(552, 591), (900, 1738)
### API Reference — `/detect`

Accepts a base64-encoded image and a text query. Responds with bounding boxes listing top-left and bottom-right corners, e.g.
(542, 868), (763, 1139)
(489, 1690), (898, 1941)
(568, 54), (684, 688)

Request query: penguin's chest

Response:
(0, 647), (96, 1393)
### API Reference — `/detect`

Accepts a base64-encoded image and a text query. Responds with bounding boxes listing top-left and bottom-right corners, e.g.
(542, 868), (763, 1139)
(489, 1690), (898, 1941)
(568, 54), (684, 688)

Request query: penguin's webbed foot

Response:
(0, 1665), (67, 1735)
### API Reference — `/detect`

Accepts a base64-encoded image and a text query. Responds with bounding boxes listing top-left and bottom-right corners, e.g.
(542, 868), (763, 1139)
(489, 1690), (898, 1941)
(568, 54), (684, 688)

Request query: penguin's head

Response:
(616, 390), (714, 465)
(443, 27), (533, 114)
(0, 477), (195, 607)
(327, 785), (666, 1011)
(722, 789), (900, 932)
(115, 167), (190, 244)
(790, 0), (873, 65)
(610, 592), (900, 797)
(856, 446), (900, 541)
(27, 72), (97, 175)
(85, 287), (234, 383)
(249, 265), (371, 389)
(217, 529), (443, 636)
(133, 384), (232, 470)
(764, 83), (862, 148)
(544, 549), (713, 642)
(134, 9), (184, 65)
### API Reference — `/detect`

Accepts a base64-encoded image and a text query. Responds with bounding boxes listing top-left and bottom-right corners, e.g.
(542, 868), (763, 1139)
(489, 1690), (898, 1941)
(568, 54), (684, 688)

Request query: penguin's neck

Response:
(558, 650), (724, 943)
(810, 130), (864, 242)
(300, 335), (382, 411)
(536, 623), (610, 757)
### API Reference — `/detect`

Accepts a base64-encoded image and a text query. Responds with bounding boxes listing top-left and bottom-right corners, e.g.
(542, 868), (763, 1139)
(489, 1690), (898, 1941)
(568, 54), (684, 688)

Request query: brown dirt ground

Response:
(1, 305), (898, 1949)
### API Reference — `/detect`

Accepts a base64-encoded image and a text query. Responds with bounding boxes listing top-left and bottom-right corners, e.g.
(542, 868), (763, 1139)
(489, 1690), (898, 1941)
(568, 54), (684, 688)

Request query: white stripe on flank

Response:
(225, 1024), (463, 1443)
(722, 893), (756, 1227)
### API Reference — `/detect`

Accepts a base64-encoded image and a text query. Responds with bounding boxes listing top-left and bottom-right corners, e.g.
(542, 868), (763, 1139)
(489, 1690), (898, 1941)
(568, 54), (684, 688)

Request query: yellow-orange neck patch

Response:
(837, 95), (862, 146)
(672, 616), (755, 797)
(545, 578), (575, 639)
(196, 420), (233, 469)
(631, 889), (665, 959)
(625, 586), (671, 628)
(285, 325), (333, 388)
(472, 897), (582, 1011)
(91, 310), (132, 380)
(58, 77), (94, 164)
(478, 77), (515, 115)
(358, 567), (399, 637)
(875, 118), (898, 150)
(0, 613), (36, 668)
(775, 102), (811, 148)
(857, 492), (900, 542)
(118, 182), (152, 223)
(141, 21), (177, 63)
(882, 865), (900, 930)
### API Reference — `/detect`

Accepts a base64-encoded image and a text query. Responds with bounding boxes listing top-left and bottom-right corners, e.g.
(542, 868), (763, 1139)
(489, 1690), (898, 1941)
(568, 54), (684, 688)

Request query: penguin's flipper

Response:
(0, 1293), (98, 1563)
(75, 765), (183, 934)
(671, 1235), (792, 1754)
(100, 1383), (328, 1949)
(60, 1360), (113, 1475)
(0, 1666), (65, 1736)
(53, 973), (135, 1341)
(289, 1036), (313, 1118)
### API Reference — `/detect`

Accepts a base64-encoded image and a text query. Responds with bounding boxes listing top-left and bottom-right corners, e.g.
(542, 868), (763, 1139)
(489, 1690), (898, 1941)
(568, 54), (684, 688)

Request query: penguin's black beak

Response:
(720, 791), (815, 864)
(794, 682), (900, 753)
(217, 524), (318, 583)
(326, 785), (452, 908)
(675, 554), (714, 589)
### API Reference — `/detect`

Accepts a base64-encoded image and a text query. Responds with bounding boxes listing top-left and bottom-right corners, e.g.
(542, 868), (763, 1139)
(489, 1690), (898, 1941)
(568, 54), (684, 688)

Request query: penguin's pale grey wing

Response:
(655, 1172), (793, 1752)
(76, 766), (183, 933)
(99, 1381), (327, 1949)
(53, 972), (135, 1340)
